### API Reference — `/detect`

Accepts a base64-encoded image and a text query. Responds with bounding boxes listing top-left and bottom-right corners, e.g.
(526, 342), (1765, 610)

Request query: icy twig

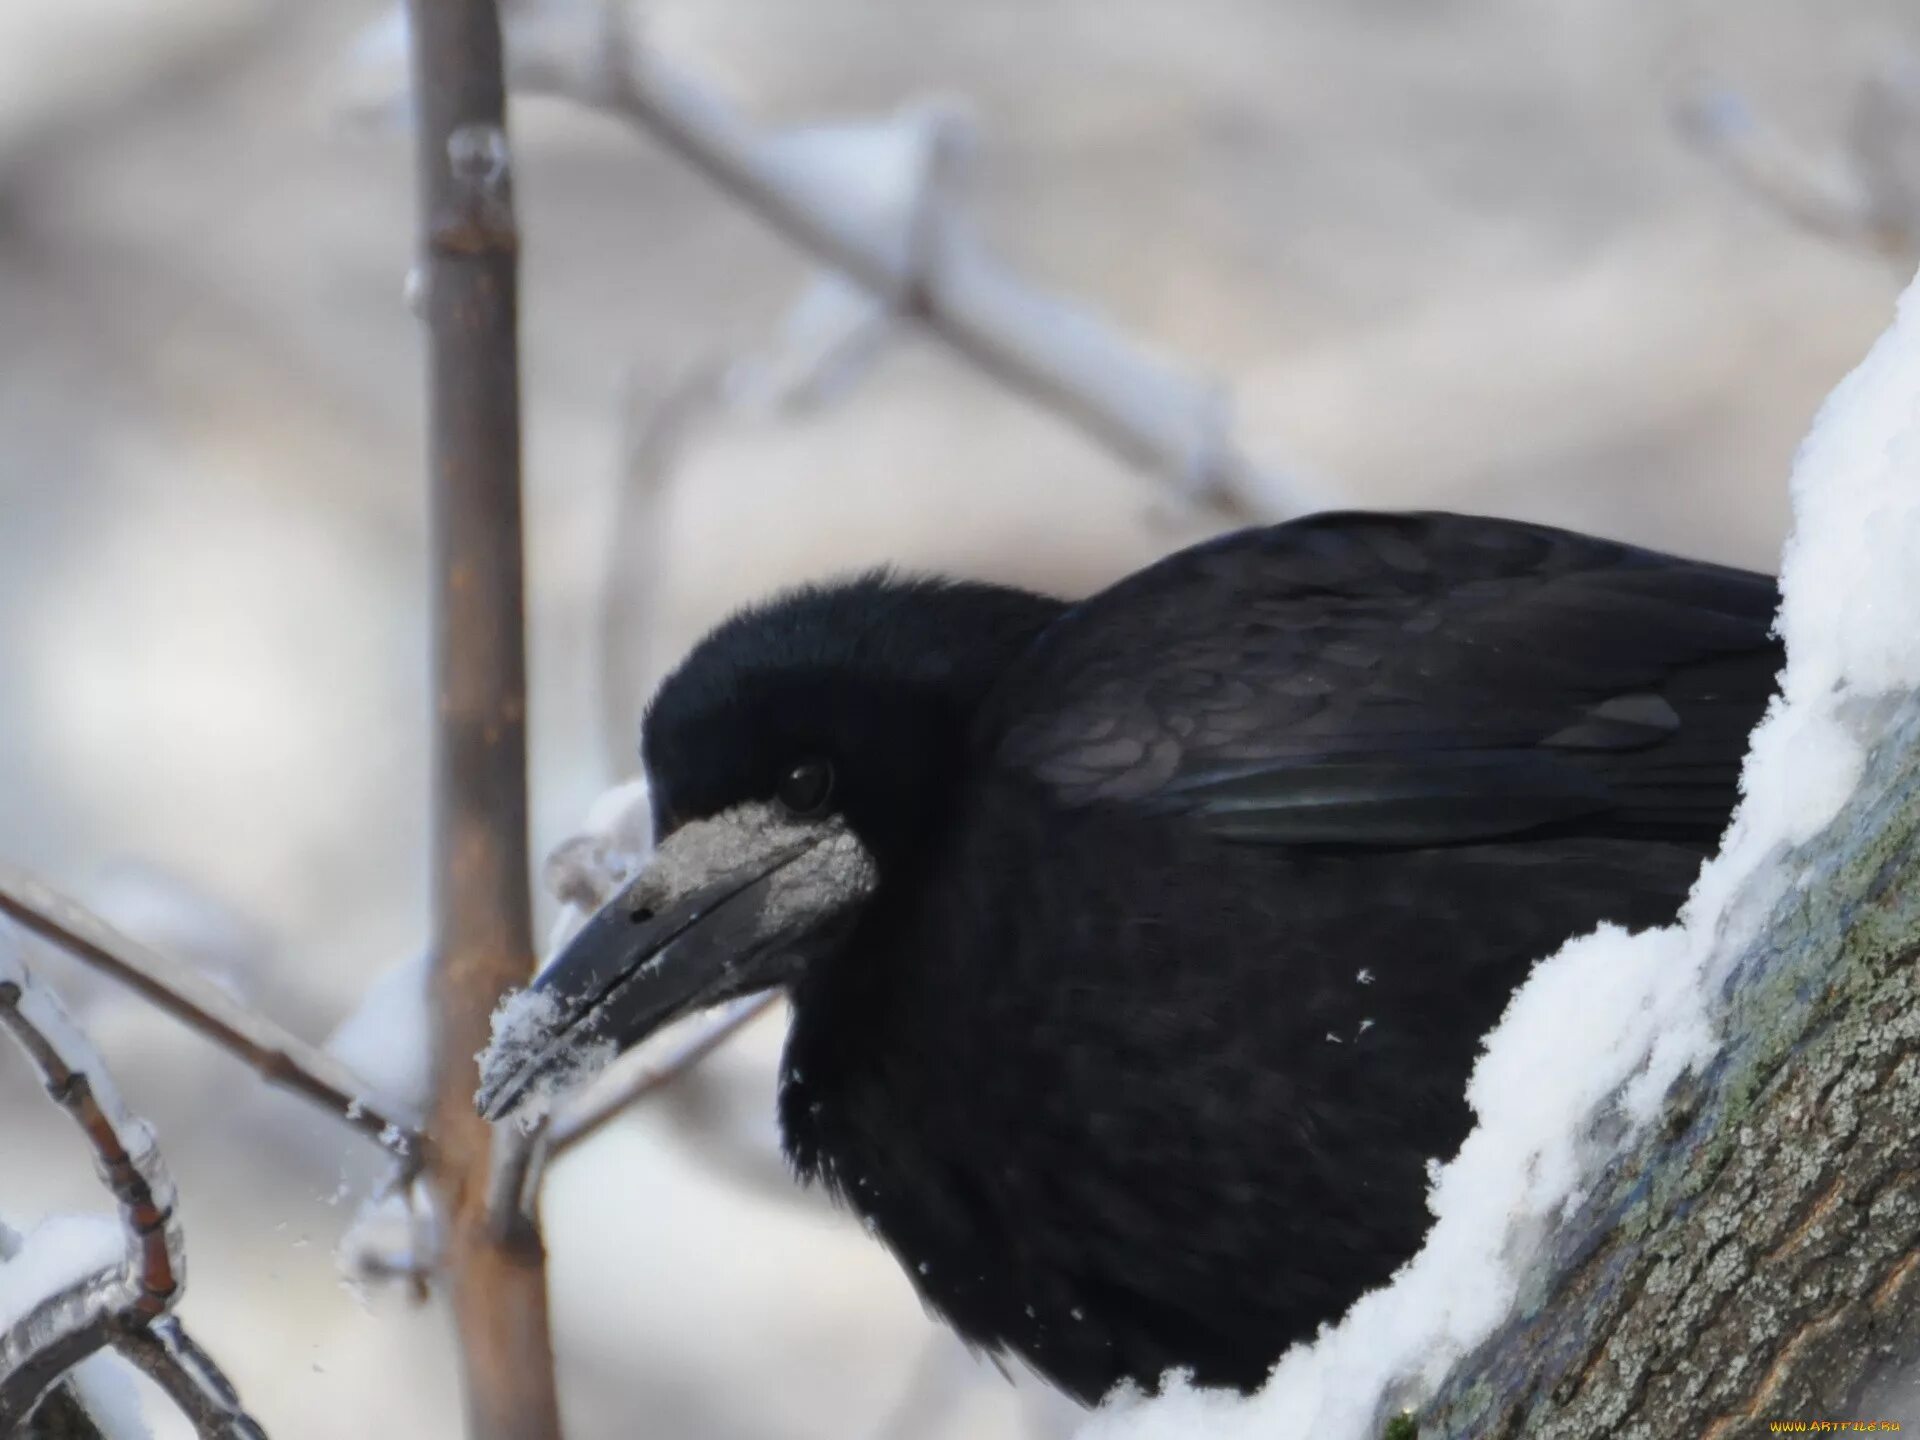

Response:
(0, 951), (182, 1427)
(509, 0), (1316, 525)
(116, 1322), (267, 1440)
(0, 865), (423, 1157)
(0, 949), (265, 1437)
(0, 1219), (116, 1440)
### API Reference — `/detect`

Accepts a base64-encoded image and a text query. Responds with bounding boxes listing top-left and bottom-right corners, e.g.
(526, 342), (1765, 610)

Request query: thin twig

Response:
(596, 362), (728, 778)
(406, 0), (564, 1433)
(514, 0), (1314, 526)
(484, 1117), (552, 1241)
(0, 948), (266, 1437)
(0, 952), (180, 1427)
(1677, 71), (1920, 263)
(0, 866), (422, 1156)
(1677, 91), (1880, 244)
(548, 992), (779, 1156)
(115, 1320), (268, 1440)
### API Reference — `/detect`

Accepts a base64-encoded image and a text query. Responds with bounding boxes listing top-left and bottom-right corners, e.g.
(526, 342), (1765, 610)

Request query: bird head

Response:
(476, 571), (1062, 1122)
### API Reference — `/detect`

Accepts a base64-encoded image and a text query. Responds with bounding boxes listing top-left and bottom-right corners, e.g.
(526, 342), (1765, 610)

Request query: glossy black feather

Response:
(985, 511), (1779, 848)
(639, 512), (1783, 1405)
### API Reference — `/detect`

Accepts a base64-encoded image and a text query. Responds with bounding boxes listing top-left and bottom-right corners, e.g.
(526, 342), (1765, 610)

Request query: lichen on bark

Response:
(1418, 695), (1920, 1439)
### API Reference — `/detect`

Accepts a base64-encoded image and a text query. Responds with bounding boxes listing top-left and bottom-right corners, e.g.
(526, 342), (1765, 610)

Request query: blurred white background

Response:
(1, 0), (1915, 1435)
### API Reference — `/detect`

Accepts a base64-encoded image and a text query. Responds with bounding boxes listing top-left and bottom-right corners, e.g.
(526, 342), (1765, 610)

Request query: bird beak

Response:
(475, 803), (876, 1124)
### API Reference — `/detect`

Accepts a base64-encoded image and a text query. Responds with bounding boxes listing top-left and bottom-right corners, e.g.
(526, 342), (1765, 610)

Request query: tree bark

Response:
(406, 1), (564, 1436)
(1416, 695), (1920, 1439)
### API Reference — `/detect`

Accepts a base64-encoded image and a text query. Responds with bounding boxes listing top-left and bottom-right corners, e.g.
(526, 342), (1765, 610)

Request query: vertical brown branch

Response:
(405, 2), (564, 1436)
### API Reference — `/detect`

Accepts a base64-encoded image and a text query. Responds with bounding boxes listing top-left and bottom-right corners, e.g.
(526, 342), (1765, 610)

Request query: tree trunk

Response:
(1419, 695), (1920, 1438)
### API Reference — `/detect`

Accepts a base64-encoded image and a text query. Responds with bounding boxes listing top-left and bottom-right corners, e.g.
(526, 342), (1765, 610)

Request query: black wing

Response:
(978, 511), (1781, 849)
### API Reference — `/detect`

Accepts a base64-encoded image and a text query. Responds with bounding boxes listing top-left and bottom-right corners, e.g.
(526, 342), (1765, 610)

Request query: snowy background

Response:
(1, 1), (1917, 1437)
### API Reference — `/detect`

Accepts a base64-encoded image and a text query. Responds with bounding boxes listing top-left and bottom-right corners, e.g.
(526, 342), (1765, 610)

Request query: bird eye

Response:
(776, 759), (835, 818)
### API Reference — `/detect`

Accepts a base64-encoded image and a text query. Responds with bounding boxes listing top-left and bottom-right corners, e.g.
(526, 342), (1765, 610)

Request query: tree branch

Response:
(508, 0), (1316, 526)
(1677, 66), (1920, 265)
(0, 865), (422, 1156)
(0, 945), (264, 1438)
(405, 0), (564, 1434)
(116, 1320), (267, 1440)
(547, 991), (777, 1157)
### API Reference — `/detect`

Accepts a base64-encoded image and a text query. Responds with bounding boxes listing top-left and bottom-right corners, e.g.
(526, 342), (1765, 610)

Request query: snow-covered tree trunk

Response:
(1423, 696), (1920, 1437)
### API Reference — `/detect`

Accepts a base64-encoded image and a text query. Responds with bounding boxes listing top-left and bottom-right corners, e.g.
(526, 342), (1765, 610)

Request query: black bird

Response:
(479, 511), (1781, 1405)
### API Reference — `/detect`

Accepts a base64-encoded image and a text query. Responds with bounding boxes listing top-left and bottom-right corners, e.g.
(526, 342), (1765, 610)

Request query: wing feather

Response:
(978, 512), (1782, 849)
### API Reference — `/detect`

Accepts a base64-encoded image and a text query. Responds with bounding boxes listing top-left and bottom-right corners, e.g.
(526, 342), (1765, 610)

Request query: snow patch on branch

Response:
(0, 1215), (124, 1337)
(1082, 273), (1920, 1439)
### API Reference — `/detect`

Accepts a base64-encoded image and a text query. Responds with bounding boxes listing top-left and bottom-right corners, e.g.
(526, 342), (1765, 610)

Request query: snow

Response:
(542, 774), (655, 958)
(477, 985), (616, 1131)
(0, 1213), (125, 1334)
(1082, 270), (1920, 1439)
(327, 794), (655, 1123)
(338, 1178), (441, 1295)
(324, 949), (434, 1114)
(479, 771), (656, 1124)
(65, 1353), (153, 1440)
(0, 1216), (152, 1438)
(614, 803), (875, 940)
(758, 104), (970, 280)
(324, 775), (657, 1123)
(482, 783), (882, 1128)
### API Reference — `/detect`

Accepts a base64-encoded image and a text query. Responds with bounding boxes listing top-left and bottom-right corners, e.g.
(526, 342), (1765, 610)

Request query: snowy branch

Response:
(495, 0), (1320, 525)
(0, 943), (264, 1438)
(0, 1216), (119, 1440)
(0, 865), (423, 1156)
(0, 951), (183, 1427)
(1678, 60), (1920, 264)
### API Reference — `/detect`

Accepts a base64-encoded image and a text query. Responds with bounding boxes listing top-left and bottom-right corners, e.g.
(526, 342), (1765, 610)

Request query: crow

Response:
(478, 510), (1781, 1405)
